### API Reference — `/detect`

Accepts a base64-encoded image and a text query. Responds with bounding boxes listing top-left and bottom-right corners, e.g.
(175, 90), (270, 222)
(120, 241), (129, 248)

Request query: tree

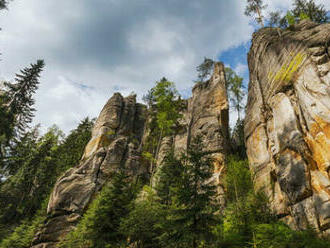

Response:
(155, 150), (183, 206)
(269, 11), (288, 28)
(60, 171), (137, 248)
(268, 0), (329, 28)
(4, 60), (45, 138)
(292, 0), (329, 23)
(225, 67), (245, 121)
(0, 0), (10, 11)
(0, 126), (63, 225)
(161, 136), (219, 248)
(120, 185), (164, 248)
(54, 117), (94, 174)
(196, 57), (214, 83)
(245, 0), (267, 27)
(142, 78), (182, 179)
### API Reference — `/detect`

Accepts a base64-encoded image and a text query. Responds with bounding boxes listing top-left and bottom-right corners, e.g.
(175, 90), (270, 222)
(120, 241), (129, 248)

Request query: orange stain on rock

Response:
(305, 116), (330, 173)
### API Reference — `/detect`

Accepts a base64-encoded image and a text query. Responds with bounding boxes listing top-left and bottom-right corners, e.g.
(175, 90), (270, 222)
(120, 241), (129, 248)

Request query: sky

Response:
(0, 0), (329, 134)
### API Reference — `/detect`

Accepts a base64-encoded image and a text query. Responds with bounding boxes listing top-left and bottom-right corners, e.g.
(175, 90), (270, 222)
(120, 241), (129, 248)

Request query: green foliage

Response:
(196, 57), (214, 83)
(267, 0), (328, 28)
(254, 223), (330, 248)
(158, 136), (218, 248)
(225, 67), (245, 121)
(60, 171), (138, 248)
(0, 126), (63, 225)
(292, 0), (329, 23)
(142, 78), (182, 177)
(155, 150), (183, 206)
(120, 185), (165, 248)
(0, 198), (48, 248)
(286, 11), (296, 26)
(4, 60), (45, 138)
(54, 117), (94, 173)
(245, 0), (266, 27)
(0, 118), (92, 242)
(230, 119), (246, 158)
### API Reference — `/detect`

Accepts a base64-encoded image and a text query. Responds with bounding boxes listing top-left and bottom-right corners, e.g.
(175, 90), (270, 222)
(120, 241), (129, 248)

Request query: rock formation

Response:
(245, 20), (330, 235)
(153, 62), (230, 206)
(31, 94), (147, 248)
(31, 62), (230, 247)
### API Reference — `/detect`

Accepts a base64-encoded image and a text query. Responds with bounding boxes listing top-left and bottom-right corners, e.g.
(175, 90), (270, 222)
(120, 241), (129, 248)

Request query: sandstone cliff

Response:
(31, 62), (230, 247)
(245, 20), (330, 235)
(31, 94), (147, 248)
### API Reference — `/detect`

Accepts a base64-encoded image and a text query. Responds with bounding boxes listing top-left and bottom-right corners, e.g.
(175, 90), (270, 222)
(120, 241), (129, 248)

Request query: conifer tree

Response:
(62, 171), (137, 248)
(4, 60), (45, 138)
(225, 67), (245, 121)
(161, 136), (218, 248)
(196, 57), (214, 83)
(292, 0), (329, 23)
(245, 0), (267, 27)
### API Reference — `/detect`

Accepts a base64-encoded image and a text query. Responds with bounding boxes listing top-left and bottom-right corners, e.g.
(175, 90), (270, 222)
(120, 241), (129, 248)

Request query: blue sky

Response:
(0, 0), (329, 133)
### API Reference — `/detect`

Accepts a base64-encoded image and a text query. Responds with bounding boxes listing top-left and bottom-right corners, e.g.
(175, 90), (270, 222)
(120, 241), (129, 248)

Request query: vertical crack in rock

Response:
(245, 20), (330, 235)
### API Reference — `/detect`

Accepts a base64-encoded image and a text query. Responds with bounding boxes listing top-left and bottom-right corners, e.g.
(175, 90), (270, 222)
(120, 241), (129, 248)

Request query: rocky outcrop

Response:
(154, 62), (230, 206)
(31, 94), (147, 248)
(31, 63), (230, 247)
(245, 20), (330, 235)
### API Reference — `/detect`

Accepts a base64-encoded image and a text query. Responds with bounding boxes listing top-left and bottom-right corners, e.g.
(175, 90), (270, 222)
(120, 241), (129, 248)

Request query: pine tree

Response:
(161, 136), (218, 248)
(245, 0), (267, 27)
(61, 171), (138, 248)
(225, 67), (245, 121)
(155, 150), (183, 206)
(4, 60), (45, 138)
(292, 0), (329, 23)
(196, 57), (214, 83)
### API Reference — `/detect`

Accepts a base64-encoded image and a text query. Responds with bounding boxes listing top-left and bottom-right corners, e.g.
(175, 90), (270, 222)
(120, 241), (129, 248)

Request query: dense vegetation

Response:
(0, 1), (329, 246)
(245, 0), (329, 28)
(0, 60), (94, 245)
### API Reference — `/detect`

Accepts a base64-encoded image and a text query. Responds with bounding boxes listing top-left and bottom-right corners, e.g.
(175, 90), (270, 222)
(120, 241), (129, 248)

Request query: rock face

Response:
(31, 63), (230, 247)
(31, 94), (147, 248)
(245, 20), (330, 235)
(154, 62), (230, 206)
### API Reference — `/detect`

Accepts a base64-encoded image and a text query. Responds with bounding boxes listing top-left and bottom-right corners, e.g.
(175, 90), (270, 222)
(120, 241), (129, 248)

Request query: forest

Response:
(0, 0), (330, 247)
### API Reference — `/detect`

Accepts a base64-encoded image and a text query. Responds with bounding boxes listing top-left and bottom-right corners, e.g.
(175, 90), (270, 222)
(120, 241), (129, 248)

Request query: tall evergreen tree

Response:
(245, 0), (267, 27)
(225, 67), (245, 121)
(4, 60), (45, 137)
(196, 57), (214, 83)
(61, 171), (138, 248)
(161, 136), (218, 248)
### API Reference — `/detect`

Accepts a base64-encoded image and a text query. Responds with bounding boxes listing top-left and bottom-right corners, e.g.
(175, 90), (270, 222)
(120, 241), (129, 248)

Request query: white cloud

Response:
(4, 0), (328, 133)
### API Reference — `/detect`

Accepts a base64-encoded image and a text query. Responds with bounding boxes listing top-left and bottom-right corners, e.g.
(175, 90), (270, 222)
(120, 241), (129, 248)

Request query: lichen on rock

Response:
(245, 20), (330, 234)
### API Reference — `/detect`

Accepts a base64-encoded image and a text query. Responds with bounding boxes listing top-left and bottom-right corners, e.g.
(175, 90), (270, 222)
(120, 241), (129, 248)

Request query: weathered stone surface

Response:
(153, 62), (230, 205)
(32, 63), (230, 247)
(31, 94), (147, 248)
(245, 20), (330, 234)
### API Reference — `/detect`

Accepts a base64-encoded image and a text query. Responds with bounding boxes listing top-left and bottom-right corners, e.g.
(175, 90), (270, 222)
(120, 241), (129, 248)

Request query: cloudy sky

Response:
(0, 0), (329, 133)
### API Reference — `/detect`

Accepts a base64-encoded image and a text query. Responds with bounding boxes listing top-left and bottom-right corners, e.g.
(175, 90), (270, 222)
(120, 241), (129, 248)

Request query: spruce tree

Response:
(161, 136), (218, 248)
(61, 171), (137, 248)
(4, 60), (45, 138)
